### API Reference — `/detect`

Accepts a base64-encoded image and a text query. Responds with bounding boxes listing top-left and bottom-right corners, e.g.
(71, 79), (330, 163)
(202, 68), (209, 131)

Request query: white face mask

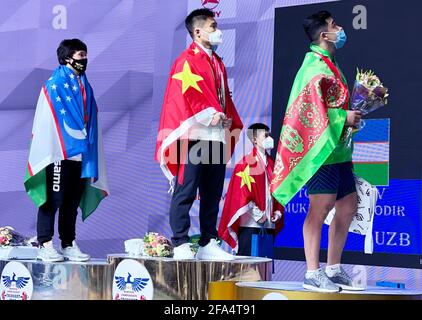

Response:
(202, 29), (223, 46)
(263, 136), (274, 150)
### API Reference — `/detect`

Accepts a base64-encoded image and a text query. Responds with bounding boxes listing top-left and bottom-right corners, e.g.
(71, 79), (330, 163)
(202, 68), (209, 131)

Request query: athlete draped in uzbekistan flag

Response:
(24, 39), (109, 262)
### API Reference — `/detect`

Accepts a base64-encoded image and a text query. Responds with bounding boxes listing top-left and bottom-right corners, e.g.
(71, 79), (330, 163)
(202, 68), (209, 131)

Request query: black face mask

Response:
(69, 58), (88, 73)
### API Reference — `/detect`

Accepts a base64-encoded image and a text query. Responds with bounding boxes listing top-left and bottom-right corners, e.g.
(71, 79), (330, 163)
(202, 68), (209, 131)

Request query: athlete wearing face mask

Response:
(68, 57), (88, 74)
(65, 48), (88, 75)
(26, 38), (109, 263)
(157, 8), (243, 261)
(271, 10), (364, 293)
(321, 28), (347, 49)
(218, 123), (284, 257)
(200, 28), (223, 48)
(262, 135), (274, 151)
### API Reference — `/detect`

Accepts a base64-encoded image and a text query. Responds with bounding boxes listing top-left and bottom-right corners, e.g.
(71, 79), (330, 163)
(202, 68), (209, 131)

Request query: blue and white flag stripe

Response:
(353, 142), (389, 163)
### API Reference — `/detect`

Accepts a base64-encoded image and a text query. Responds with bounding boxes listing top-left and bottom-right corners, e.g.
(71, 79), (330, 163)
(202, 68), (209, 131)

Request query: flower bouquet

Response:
(344, 69), (389, 145)
(0, 226), (34, 247)
(0, 227), (13, 247)
(0, 226), (38, 260)
(351, 69), (389, 116)
(143, 232), (173, 257)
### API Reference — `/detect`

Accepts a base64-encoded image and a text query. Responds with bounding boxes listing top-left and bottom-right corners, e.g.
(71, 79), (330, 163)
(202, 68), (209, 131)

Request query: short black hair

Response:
(57, 39), (88, 65)
(247, 123), (270, 142)
(185, 8), (215, 38)
(303, 10), (332, 43)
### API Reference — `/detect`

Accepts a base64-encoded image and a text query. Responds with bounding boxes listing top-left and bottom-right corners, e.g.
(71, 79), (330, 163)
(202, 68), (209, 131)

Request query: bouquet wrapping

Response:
(0, 226), (34, 247)
(350, 69), (389, 116)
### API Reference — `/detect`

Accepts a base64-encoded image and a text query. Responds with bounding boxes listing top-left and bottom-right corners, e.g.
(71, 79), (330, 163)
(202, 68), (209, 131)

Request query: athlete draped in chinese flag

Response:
(218, 123), (283, 255)
(155, 9), (242, 260)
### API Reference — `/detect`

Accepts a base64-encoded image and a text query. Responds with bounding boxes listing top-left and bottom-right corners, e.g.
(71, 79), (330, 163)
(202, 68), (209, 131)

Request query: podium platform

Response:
(0, 255), (272, 300)
(0, 259), (112, 300)
(2, 257), (421, 300)
(235, 281), (422, 300)
(107, 254), (272, 300)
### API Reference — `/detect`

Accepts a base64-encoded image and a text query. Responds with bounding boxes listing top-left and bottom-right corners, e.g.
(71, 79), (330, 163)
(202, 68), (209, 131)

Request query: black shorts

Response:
(306, 161), (356, 200)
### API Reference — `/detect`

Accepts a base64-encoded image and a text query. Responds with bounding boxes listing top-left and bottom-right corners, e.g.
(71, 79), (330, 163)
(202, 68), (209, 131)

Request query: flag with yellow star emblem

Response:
(155, 42), (242, 185)
(218, 147), (284, 251)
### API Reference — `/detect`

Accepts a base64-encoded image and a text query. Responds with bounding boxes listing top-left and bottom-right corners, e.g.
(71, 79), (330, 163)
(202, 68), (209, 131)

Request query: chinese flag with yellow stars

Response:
(155, 42), (242, 185)
(218, 147), (284, 252)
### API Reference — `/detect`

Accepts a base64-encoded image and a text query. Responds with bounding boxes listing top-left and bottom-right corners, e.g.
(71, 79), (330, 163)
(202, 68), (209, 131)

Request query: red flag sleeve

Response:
(218, 161), (254, 250)
(218, 153), (267, 251)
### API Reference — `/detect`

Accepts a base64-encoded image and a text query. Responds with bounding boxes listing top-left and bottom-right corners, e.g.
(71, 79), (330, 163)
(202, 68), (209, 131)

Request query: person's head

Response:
(185, 9), (222, 49)
(303, 11), (346, 51)
(57, 39), (88, 74)
(247, 123), (273, 152)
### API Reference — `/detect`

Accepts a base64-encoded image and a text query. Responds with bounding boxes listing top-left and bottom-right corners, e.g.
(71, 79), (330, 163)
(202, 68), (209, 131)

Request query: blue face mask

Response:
(324, 29), (347, 49)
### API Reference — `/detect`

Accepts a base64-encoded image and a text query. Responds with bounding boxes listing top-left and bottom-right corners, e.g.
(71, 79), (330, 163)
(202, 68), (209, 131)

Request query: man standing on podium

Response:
(156, 9), (243, 260)
(271, 11), (363, 292)
(25, 39), (109, 262)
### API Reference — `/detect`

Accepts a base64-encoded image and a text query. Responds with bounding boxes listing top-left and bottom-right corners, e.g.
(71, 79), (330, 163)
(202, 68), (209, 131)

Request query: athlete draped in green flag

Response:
(271, 11), (364, 292)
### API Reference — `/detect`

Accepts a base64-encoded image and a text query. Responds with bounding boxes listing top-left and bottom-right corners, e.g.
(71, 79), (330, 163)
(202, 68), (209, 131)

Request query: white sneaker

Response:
(196, 239), (235, 261)
(61, 241), (90, 262)
(37, 240), (64, 262)
(173, 243), (195, 260)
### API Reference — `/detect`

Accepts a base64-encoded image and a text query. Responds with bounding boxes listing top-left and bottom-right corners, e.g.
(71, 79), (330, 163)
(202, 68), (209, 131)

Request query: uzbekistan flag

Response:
(24, 66), (109, 220)
(352, 119), (390, 186)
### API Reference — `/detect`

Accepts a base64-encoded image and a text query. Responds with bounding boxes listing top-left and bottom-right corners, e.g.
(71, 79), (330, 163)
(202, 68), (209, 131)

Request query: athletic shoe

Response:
(61, 241), (90, 262)
(303, 269), (341, 293)
(173, 243), (195, 260)
(37, 240), (64, 262)
(196, 239), (235, 261)
(327, 266), (365, 291)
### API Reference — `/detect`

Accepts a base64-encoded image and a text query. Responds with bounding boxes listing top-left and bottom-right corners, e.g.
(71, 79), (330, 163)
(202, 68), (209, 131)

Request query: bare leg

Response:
(303, 194), (336, 270)
(327, 192), (357, 266)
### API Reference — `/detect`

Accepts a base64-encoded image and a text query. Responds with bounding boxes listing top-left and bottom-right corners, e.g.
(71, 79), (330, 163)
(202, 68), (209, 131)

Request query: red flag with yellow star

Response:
(155, 42), (243, 185)
(218, 147), (284, 252)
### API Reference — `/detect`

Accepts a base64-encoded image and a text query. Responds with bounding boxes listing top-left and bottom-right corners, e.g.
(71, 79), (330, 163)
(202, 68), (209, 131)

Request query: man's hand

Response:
(346, 110), (362, 126)
(257, 214), (267, 224)
(211, 112), (226, 126)
(222, 117), (232, 129)
(271, 210), (283, 223)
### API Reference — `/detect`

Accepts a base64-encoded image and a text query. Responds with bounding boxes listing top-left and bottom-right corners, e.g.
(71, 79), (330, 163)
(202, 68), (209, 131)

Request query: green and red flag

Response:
(271, 44), (351, 206)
